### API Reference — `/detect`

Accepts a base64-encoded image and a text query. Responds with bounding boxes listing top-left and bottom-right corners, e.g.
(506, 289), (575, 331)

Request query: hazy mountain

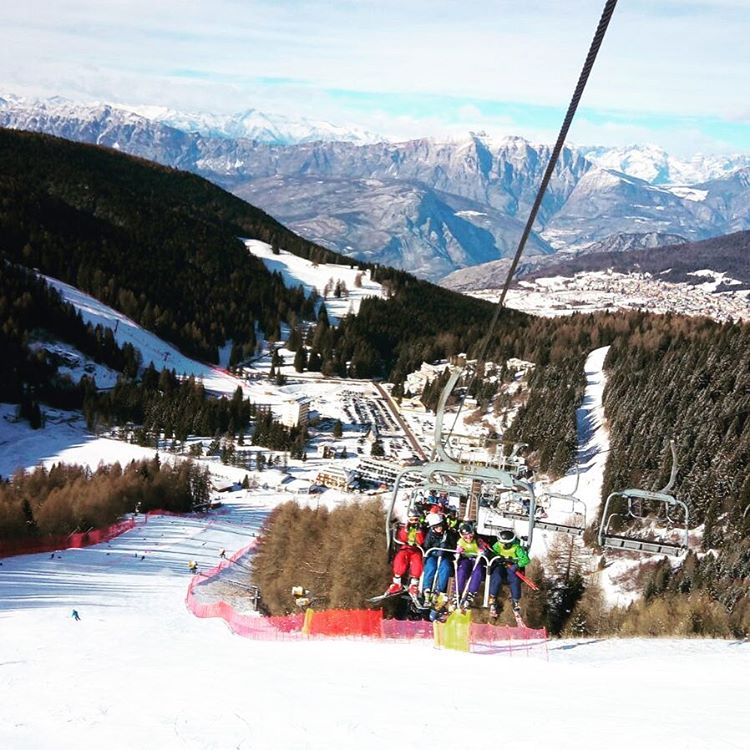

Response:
(575, 231), (688, 255)
(583, 144), (750, 186)
(0, 94), (380, 147)
(539, 167), (713, 251)
(440, 230), (691, 292)
(129, 103), (382, 145)
(520, 230), (750, 288)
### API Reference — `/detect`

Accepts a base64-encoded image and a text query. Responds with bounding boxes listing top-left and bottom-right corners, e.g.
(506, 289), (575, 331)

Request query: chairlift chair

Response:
(534, 465), (588, 537)
(386, 368), (538, 551)
(496, 442), (531, 478)
(597, 441), (690, 557)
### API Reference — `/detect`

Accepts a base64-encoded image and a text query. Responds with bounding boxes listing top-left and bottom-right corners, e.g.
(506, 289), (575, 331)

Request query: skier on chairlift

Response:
(486, 529), (530, 620)
(385, 507), (425, 598)
(421, 512), (456, 604)
(455, 521), (488, 612)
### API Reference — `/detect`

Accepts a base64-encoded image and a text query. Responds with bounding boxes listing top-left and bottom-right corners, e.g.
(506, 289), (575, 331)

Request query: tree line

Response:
(0, 457), (210, 538)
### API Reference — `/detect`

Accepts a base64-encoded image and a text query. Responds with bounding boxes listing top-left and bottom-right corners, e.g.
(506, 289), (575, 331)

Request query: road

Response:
(373, 382), (428, 461)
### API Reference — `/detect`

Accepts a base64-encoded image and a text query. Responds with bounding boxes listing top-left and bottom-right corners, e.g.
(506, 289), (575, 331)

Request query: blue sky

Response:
(1, 0), (749, 155)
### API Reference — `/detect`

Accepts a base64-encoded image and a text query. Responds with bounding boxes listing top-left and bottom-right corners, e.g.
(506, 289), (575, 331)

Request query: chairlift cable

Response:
(446, 0), (619, 441)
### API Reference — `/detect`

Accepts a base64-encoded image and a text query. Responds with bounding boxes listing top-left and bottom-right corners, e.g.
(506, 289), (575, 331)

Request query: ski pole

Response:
(515, 569), (539, 591)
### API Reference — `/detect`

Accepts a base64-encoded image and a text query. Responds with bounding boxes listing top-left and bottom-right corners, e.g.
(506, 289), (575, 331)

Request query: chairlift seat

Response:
(600, 533), (686, 557)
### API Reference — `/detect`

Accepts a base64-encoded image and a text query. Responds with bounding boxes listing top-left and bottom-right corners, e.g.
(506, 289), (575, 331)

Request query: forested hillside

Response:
(603, 315), (750, 544)
(0, 128), (344, 363)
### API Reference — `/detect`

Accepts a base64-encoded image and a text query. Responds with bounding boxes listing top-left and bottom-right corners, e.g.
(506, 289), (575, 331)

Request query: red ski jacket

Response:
(396, 523), (425, 548)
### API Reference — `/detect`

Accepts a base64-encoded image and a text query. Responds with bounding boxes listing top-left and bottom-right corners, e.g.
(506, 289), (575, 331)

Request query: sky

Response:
(1, 1), (749, 154)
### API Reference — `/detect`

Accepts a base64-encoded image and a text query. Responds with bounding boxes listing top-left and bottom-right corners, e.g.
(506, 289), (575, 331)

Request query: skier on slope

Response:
(421, 512), (456, 604)
(454, 521), (489, 612)
(385, 507), (425, 597)
(485, 529), (531, 620)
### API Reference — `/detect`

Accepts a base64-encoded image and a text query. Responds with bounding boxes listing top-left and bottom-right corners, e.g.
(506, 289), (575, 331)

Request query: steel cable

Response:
(447, 0), (619, 441)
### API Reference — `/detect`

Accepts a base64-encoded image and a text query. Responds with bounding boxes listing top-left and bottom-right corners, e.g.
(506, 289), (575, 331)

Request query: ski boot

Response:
(429, 593), (450, 623)
(422, 587), (432, 605)
(407, 578), (419, 598)
(511, 599), (526, 627)
(385, 576), (403, 596)
(458, 592), (476, 613)
(488, 599), (499, 620)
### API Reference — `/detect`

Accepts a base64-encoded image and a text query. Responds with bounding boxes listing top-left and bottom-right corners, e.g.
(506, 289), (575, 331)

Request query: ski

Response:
(512, 609), (527, 628)
(408, 592), (430, 610)
(367, 589), (406, 605)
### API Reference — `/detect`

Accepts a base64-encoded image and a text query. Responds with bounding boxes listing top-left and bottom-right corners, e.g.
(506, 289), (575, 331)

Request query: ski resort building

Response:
(314, 464), (354, 491)
(354, 456), (419, 489)
(258, 396), (310, 429)
(277, 396), (310, 429)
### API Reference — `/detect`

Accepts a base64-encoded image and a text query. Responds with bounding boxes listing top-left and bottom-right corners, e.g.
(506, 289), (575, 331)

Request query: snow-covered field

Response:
(245, 239), (385, 324)
(1, 489), (747, 750)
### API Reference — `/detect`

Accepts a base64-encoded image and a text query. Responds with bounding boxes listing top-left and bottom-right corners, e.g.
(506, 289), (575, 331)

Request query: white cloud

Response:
(1, 1), (749, 152)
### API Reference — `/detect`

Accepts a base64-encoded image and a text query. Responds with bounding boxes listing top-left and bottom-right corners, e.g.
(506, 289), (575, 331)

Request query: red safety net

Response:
(144, 509), (182, 519)
(306, 609), (383, 637)
(0, 518), (136, 559)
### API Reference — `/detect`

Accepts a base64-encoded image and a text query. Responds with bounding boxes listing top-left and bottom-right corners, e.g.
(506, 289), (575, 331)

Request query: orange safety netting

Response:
(0, 518), (136, 559)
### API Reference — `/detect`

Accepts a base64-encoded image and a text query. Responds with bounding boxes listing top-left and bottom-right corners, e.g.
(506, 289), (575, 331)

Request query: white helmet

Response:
(498, 529), (517, 545)
(425, 512), (444, 528)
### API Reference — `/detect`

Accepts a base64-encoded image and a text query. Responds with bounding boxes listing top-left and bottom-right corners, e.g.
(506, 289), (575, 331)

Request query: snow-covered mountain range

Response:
(2, 93), (749, 281)
(0, 93), (381, 146)
(582, 143), (750, 186)
(130, 103), (382, 145)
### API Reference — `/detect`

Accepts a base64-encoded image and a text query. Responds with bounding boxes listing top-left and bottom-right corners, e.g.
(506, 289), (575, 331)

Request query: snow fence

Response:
(0, 518), (137, 558)
(186, 550), (547, 654)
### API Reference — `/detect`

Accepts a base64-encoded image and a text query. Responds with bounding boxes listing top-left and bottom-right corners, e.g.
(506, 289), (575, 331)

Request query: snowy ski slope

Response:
(245, 239), (385, 324)
(1, 489), (747, 750)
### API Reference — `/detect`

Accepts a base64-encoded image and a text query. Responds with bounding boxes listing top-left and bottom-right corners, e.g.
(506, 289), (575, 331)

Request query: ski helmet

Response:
(425, 512), (444, 528)
(408, 508), (421, 523)
(498, 529), (517, 545)
(458, 521), (475, 536)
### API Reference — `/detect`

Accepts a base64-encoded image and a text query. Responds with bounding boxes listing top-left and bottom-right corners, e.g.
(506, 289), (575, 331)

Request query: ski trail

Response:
(550, 345), (610, 520)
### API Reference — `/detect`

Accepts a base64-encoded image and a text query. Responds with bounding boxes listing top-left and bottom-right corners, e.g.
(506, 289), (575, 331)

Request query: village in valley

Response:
(472, 268), (750, 321)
